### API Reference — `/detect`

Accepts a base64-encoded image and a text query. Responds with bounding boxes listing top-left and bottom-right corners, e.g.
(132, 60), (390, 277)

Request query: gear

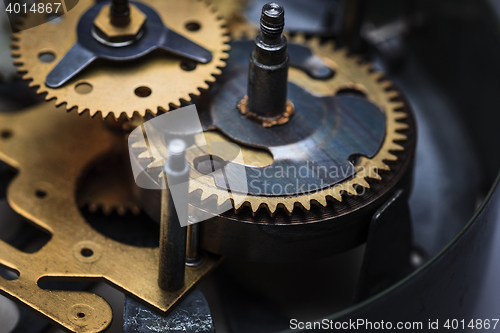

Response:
(11, 0), (230, 120)
(131, 33), (409, 216)
(77, 152), (141, 215)
(211, 0), (247, 23)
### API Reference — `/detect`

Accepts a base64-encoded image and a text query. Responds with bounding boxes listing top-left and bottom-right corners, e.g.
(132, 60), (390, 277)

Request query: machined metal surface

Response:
(0, 104), (221, 332)
(123, 288), (214, 333)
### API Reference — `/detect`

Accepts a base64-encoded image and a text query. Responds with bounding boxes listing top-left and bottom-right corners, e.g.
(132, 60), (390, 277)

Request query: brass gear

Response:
(77, 152), (141, 216)
(132, 34), (409, 216)
(11, 0), (230, 120)
(210, 0), (247, 23)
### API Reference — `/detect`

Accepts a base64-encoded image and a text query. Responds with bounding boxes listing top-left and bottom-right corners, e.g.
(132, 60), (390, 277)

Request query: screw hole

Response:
(35, 190), (47, 199)
(38, 52), (56, 63)
(194, 155), (225, 175)
(80, 248), (94, 257)
(185, 21), (201, 32)
(335, 87), (367, 97)
(180, 61), (197, 71)
(1, 130), (12, 139)
(134, 86), (151, 97)
(77, 312), (85, 318)
(75, 82), (93, 94)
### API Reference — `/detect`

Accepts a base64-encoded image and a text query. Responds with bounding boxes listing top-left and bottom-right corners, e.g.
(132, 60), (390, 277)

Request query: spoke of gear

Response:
(131, 34), (409, 216)
(11, 0), (230, 120)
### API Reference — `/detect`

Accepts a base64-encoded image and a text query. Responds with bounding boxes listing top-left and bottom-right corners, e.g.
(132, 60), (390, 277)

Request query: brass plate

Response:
(0, 103), (220, 332)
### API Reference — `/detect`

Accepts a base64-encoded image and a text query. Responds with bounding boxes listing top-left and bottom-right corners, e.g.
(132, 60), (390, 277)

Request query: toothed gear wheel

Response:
(131, 34), (410, 216)
(11, 0), (230, 120)
(77, 153), (141, 216)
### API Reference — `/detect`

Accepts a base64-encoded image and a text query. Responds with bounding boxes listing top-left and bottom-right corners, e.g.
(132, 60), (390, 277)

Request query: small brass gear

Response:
(132, 34), (409, 216)
(11, 0), (230, 120)
(77, 153), (141, 215)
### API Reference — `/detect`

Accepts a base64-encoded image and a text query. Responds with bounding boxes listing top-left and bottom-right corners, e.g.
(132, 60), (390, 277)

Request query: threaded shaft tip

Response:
(260, 3), (285, 41)
(167, 139), (187, 172)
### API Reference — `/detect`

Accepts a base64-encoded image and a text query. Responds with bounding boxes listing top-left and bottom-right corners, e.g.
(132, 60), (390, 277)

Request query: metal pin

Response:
(186, 217), (203, 267)
(247, 2), (289, 119)
(110, 0), (130, 27)
(158, 139), (189, 291)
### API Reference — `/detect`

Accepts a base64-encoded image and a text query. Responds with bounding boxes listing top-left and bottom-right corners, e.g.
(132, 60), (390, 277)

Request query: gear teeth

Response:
(328, 192), (343, 202)
(248, 201), (258, 215)
(217, 193), (230, 207)
(283, 201), (295, 214)
(386, 91), (400, 100)
(233, 198), (245, 212)
(338, 46), (350, 57)
(299, 200), (311, 211)
(394, 122), (409, 131)
(126, 31), (411, 217)
(380, 162), (391, 171)
(138, 150), (155, 162)
(392, 132), (407, 141)
(353, 178), (370, 188)
(321, 40), (336, 50)
(393, 111), (408, 120)
(371, 72), (386, 82)
(366, 170), (382, 180)
(382, 152), (398, 162)
(146, 160), (164, 173)
(266, 201), (279, 216)
(200, 189), (213, 202)
(388, 143), (405, 151)
(314, 196), (327, 207)
(390, 102), (405, 110)
(308, 36), (321, 47)
(88, 203), (98, 213)
(381, 81), (394, 90)
(340, 184), (356, 196)
(358, 62), (372, 72)
(349, 54), (363, 64)
(13, 0), (229, 119)
(292, 33), (307, 44)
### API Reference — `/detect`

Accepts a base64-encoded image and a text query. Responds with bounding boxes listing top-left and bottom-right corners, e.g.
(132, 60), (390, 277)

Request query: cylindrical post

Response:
(110, 0), (130, 26)
(247, 3), (288, 119)
(158, 139), (189, 291)
(186, 220), (202, 266)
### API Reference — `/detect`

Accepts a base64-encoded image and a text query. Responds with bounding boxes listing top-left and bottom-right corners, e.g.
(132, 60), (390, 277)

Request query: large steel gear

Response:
(131, 34), (409, 216)
(11, 0), (230, 120)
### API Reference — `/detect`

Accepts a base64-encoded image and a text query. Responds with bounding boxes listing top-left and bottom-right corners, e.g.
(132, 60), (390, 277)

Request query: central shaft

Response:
(247, 3), (289, 119)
